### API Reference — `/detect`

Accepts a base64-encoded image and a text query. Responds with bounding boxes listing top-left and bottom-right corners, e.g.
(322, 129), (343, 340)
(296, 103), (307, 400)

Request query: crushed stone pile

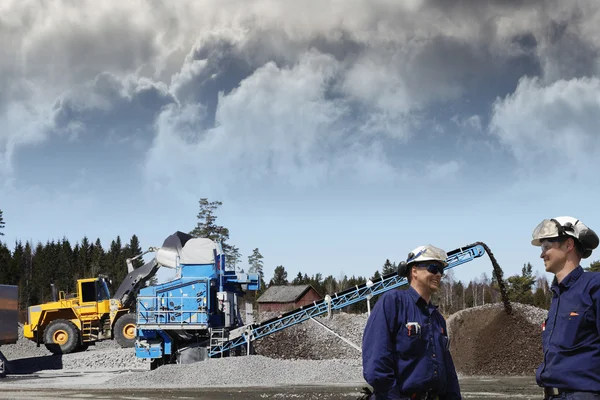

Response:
(106, 355), (363, 388)
(2, 324), (148, 373)
(448, 303), (547, 376)
(254, 312), (367, 360)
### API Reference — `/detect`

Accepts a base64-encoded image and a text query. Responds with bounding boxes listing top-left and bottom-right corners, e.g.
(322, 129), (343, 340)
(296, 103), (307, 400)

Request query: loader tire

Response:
(114, 313), (137, 348)
(44, 320), (80, 355)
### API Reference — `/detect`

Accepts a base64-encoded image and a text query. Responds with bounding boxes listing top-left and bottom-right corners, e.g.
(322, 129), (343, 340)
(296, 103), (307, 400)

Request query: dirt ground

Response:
(0, 374), (543, 400)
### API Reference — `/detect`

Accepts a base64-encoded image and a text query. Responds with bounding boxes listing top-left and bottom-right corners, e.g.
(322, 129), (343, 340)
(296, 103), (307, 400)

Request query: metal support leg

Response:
(309, 317), (362, 352)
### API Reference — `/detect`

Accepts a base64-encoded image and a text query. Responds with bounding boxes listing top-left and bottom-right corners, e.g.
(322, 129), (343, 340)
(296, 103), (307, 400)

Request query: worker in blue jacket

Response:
(531, 216), (600, 400)
(362, 244), (461, 400)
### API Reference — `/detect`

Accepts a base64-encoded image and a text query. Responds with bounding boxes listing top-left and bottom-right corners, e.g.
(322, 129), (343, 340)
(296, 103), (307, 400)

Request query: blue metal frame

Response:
(208, 243), (487, 357)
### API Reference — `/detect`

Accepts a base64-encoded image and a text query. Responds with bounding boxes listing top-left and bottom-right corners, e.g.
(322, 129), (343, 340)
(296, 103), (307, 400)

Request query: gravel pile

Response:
(254, 312), (367, 360)
(106, 355), (363, 388)
(447, 302), (547, 329)
(448, 303), (547, 376)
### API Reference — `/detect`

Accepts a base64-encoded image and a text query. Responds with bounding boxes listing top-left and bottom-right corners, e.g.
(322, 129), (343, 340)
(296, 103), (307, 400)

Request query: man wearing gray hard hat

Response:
(531, 216), (600, 400)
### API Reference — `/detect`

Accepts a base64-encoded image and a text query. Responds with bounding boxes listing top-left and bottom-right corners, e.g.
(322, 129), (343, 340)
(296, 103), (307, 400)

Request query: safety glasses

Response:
(415, 263), (445, 276)
(540, 238), (566, 253)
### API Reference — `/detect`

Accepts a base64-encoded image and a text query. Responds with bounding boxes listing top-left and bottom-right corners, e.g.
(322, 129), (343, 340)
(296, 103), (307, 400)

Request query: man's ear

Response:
(565, 237), (576, 252)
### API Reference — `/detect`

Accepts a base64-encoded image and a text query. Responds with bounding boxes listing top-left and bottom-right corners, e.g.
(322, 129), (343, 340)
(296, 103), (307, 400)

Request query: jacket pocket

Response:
(554, 307), (591, 349)
(395, 326), (426, 358)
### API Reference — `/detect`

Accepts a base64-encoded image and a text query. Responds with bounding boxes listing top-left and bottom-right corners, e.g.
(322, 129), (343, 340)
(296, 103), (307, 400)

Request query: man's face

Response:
(539, 238), (569, 273)
(412, 262), (444, 293)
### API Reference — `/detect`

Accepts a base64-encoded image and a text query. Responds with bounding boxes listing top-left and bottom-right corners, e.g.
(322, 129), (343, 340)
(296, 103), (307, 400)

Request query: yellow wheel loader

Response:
(23, 248), (160, 354)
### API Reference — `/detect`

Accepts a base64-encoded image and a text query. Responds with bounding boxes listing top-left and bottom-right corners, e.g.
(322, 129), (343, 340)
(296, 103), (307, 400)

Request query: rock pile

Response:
(254, 312), (367, 360)
(448, 303), (547, 376)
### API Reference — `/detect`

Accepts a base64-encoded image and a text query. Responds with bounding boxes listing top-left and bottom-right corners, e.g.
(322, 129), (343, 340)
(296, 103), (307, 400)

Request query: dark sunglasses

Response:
(415, 263), (445, 276)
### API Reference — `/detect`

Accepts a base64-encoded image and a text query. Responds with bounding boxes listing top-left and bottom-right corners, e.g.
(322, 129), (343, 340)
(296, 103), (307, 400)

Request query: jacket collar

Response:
(552, 265), (583, 291)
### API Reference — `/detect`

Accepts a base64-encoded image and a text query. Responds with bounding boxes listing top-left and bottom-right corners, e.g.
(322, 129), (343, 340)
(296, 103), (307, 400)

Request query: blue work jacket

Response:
(362, 286), (461, 400)
(536, 266), (600, 391)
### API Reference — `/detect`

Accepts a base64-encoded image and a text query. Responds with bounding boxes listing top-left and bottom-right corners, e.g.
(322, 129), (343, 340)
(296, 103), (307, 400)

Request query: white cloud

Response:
(490, 76), (600, 178)
(426, 160), (462, 180)
(147, 51), (399, 189)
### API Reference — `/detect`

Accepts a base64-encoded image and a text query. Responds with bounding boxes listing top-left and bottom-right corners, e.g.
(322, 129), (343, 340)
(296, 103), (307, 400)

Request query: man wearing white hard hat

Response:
(361, 244), (461, 400)
(531, 217), (600, 400)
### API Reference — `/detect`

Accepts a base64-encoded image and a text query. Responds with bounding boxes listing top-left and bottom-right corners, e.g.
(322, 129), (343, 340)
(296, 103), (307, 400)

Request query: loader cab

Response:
(77, 278), (111, 316)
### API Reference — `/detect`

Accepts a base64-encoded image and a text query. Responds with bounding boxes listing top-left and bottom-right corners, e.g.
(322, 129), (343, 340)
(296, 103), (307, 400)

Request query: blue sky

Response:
(1, 0), (600, 286)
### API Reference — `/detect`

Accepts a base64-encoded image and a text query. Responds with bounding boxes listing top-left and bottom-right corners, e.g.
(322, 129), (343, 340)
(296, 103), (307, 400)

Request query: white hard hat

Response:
(406, 244), (448, 267)
(531, 216), (599, 259)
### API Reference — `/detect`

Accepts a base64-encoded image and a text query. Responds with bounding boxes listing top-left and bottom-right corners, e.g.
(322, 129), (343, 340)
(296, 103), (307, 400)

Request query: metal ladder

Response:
(81, 321), (98, 342)
(209, 329), (228, 357)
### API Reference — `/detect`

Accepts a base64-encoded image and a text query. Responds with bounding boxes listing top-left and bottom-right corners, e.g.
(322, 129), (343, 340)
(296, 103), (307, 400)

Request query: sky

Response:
(1, 0), (600, 287)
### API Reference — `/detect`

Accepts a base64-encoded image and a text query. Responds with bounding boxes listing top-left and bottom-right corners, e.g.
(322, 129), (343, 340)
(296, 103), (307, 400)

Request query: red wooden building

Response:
(257, 284), (322, 314)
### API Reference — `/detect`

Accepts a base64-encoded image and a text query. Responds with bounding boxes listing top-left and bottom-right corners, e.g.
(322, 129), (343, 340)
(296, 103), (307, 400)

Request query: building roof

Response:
(257, 284), (318, 303)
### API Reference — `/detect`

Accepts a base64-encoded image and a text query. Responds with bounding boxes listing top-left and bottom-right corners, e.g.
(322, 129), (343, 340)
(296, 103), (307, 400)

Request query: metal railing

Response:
(136, 296), (209, 328)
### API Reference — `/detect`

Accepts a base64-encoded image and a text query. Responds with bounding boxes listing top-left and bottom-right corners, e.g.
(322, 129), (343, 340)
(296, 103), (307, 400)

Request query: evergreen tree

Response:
(507, 262), (535, 305)
(585, 260), (600, 272)
(190, 198), (237, 262)
(125, 234), (144, 269)
(248, 248), (264, 278)
(20, 242), (34, 308)
(270, 265), (288, 286)
(309, 273), (325, 297)
(0, 242), (12, 284)
(292, 272), (304, 285)
(108, 236), (127, 285)
(533, 287), (550, 310)
(90, 238), (106, 278)
(0, 209), (4, 236)
(76, 236), (92, 279)
(382, 259), (395, 275)
(323, 275), (337, 294)
(228, 245), (242, 272)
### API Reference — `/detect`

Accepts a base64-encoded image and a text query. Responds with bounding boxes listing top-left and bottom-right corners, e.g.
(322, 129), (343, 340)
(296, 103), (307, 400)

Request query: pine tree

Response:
(77, 236), (92, 278)
(20, 242), (34, 308)
(585, 260), (600, 272)
(0, 242), (12, 283)
(382, 259), (395, 275)
(7, 241), (24, 286)
(90, 238), (105, 278)
(108, 236), (127, 285)
(228, 245), (242, 272)
(190, 198), (238, 262)
(270, 265), (288, 286)
(507, 262), (535, 305)
(248, 248), (264, 278)
(125, 234), (144, 269)
(292, 272), (304, 285)
(0, 209), (5, 236)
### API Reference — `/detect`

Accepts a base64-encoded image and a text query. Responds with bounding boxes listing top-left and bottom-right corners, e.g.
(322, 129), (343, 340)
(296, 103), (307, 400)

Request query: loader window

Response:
(81, 281), (97, 303)
(96, 281), (110, 301)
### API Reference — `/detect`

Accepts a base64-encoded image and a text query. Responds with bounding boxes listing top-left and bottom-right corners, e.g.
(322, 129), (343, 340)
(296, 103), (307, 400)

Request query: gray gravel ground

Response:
(3, 325), (148, 372)
(107, 356), (363, 388)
